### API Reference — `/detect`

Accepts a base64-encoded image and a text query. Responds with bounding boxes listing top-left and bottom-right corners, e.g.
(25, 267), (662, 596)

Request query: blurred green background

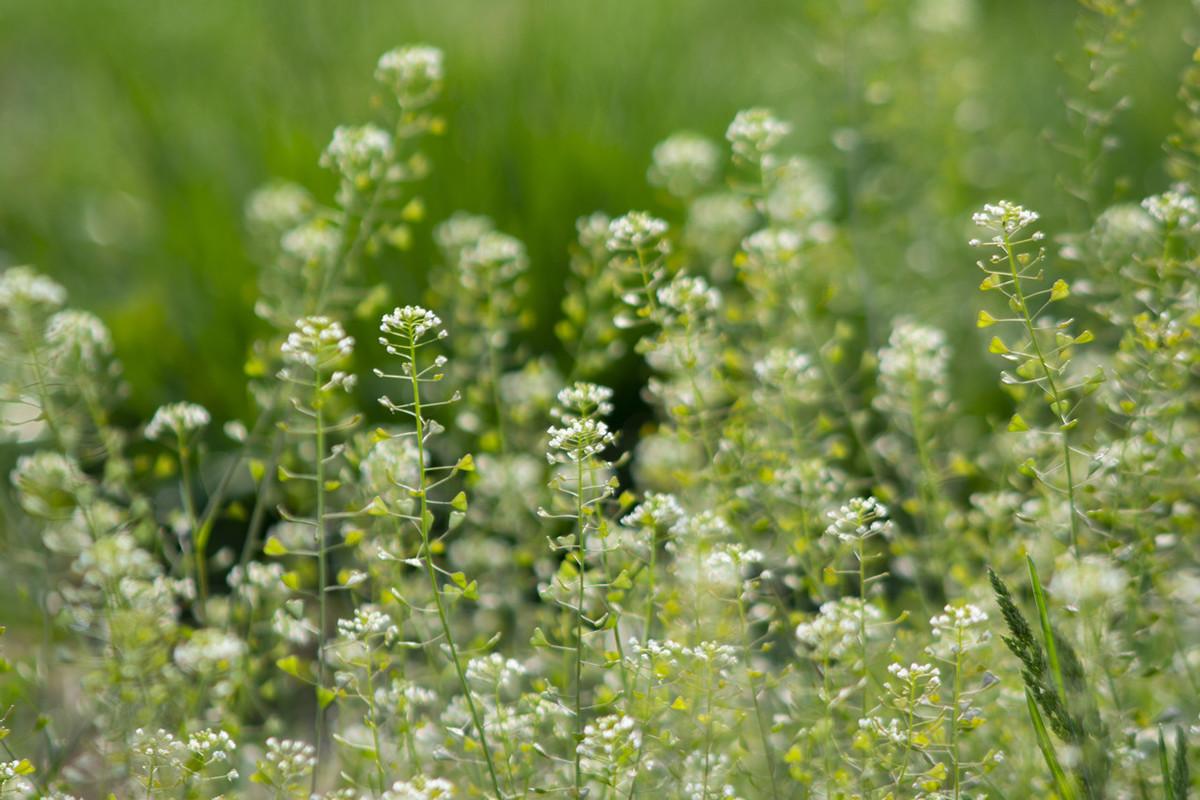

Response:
(0, 0), (1194, 424)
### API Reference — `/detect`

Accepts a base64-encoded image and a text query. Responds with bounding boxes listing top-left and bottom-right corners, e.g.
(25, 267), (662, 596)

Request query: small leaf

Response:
(988, 336), (1009, 355)
(1007, 414), (1030, 432)
(977, 310), (997, 328)
(317, 686), (337, 709)
(1050, 279), (1070, 301)
(1074, 329), (1094, 344)
(249, 459), (266, 483)
(671, 696), (689, 711)
(281, 571), (302, 591)
(276, 655), (306, 680)
(455, 454), (475, 472)
(450, 491), (468, 513)
(263, 537), (288, 557)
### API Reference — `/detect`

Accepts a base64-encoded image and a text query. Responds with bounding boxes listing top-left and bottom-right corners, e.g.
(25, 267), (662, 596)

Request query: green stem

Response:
(407, 339), (504, 800)
(1003, 235), (1080, 554)
(311, 370), (329, 795)
(573, 454), (587, 797)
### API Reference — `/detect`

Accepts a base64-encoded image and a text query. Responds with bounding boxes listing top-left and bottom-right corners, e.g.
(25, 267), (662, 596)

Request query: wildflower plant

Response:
(2, 24), (1200, 800)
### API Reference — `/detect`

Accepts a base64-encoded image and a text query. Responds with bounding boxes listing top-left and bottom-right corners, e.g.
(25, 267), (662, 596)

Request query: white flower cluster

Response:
(877, 320), (951, 411)
(970, 200), (1041, 242)
(554, 381), (614, 421)
(381, 777), (455, 800)
(380, 305), (446, 343)
(245, 181), (312, 231)
(320, 124), (394, 184)
(702, 543), (765, 592)
(795, 597), (883, 659)
(606, 211), (669, 253)
(741, 227), (805, 268)
(281, 316), (356, 382)
(1141, 185), (1200, 231)
(824, 496), (894, 542)
(648, 131), (720, 198)
(670, 509), (733, 542)
(10, 451), (92, 518)
(753, 347), (821, 398)
(726, 107), (791, 163)
(578, 714), (641, 781)
(227, 561), (286, 606)
(375, 44), (444, 108)
(621, 491), (685, 531)
(766, 156), (834, 223)
(145, 402), (211, 442)
(884, 661), (942, 702)
(186, 728), (237, 763)
(0, 265), (66, 313)
(45, 310), (113, 369)
(336, 606), (399, 643)
(1049, 554), (1128, 608)
(546, 418), (615, 463)
(656, 273), (721, 316)
(174, 629), (246, 674)
(460, 231), (528, 283)
(636, 638), (739, 677)
(281, 219), (341, 265)
(262, 737), (316, 778)
(465, 652), (527, 694)
(928, 602), (991, 655)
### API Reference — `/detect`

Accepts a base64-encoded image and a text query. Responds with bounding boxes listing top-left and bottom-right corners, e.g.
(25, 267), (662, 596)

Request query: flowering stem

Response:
(1002, 234), (1080, 553)
(573, 453), (587, 797)
(311, 370), (329, 794)
(407, 338), (504, 800)
(736, 594), (780, 800)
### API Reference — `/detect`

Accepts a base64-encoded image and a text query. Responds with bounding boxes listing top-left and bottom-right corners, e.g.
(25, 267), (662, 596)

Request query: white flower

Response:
(145, 402), (211, 442)
(337, 606), (398, 643)
(648, 131), (720, 198)
(45, 310), (113, 368)
(970, 200), (1041, 241)
(876, 319), (951, 415)
(281, 219), (341, 264)
(320, 124), (394, 183)
(554, 381), (614, 420)
(741, 227), (805, 266)
(1049, 554), (1128, 608)
(382, 777), (455, 800)
(726, 108), (791, 163)
(928, 602), (991, 655)
(379, 305), (445, 342)
(546, 418), (615, 463)
(465, 652), (527, 694)
(606, 211), (669, 252)
(10, 451), (92, 518)
(621, 492), (685, 531)
(376, 45), (444, 107)
(1141, 185), (1200, 231)
(825, 496), (894, 542)
(795, 597), (883, 659)
(657, 273), (721, 316)
(0, 266), (66, 313)
(174, 630), (246, 673)
(281, 316), (355, 372)
(245, 181), (312, 231)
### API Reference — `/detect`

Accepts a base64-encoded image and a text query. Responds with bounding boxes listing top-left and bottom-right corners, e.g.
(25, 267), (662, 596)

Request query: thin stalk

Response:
(736, 594), (780, 800)
(311, 371), (329, 795)
(1003, 234), (1080, 553)
(407, 339), (504, 800)
(573, 454), (587, 796)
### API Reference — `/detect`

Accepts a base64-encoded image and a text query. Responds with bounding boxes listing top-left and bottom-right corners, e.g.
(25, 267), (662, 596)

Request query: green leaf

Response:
(317, 686), (337, 709)
(281, 571), (302, 591)
(1074, 329), (1094, 344)
(450, 491), (468, 512)
(977, 310), (997, 327)
(1026, 688), (1076, 800)
(263, 536), (288, 556)
(530, 627), (549, 648)
(1027, 556), (1067, 703)
(455, 453), (475, 472)
(1007, 413), (1030, 432)
(988, 336), (1009, 355)
(276, 655), (306, 680)
(1050, 279), (1070, 301)
(1160, 726), (1175, 800)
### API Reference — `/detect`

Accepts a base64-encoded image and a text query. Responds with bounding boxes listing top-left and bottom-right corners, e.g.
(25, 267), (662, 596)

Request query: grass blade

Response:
(1027, 555), (1067, 702)
(1027, 687), (1077, 800)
